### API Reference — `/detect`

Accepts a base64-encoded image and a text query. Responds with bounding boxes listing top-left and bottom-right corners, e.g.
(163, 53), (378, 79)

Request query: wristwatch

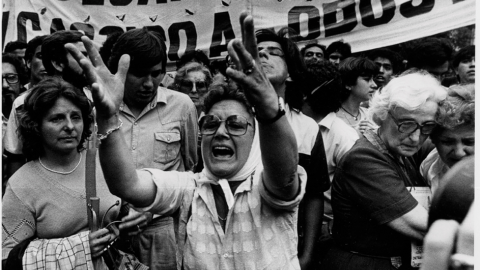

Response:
(256, 96), (286, 124)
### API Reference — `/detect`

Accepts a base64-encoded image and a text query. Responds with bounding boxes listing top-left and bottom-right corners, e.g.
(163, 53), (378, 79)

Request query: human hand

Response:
(226, 12), (278, 120)
(89, 228), (117, 258)
(118, 208), (152, 236)
(420, 202), (474, 270)
(357, 120), (377, 134)
(64, 36), (130, 121)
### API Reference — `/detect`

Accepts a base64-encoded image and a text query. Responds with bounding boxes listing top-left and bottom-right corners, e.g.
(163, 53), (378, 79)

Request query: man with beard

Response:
(106, 28), (198, 270)
(367, 48), (402, 90)
(3, 31), (90, 180)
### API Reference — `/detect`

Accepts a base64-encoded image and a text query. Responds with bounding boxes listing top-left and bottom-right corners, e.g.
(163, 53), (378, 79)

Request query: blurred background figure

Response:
(420, 84), (474, 195)
(4, 41), (27, 64)
(367, 48), (403, 90)
(24, 35), (49, 89)
(301, 42), (327, 64)
(2, 54), (27, 121)
(172, 62), (213, 117)
(452, 45), (475, 84)
(407, 37), (454, 82)
(325, 40), (351, 67)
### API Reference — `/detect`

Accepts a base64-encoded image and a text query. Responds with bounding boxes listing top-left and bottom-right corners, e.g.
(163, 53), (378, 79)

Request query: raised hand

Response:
(225, 12), (278, 119)
(65, 36), (130, 120)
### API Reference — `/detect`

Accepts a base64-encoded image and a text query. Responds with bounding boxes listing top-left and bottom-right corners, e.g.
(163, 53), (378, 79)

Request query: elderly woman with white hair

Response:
(322, 71), (447, 270)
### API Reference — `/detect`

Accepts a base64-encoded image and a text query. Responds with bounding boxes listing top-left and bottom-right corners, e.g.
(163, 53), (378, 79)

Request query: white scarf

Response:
(199, 121), (261, 210)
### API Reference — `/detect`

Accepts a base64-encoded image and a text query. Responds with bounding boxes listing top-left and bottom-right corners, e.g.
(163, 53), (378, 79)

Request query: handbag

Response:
(85, 147), (149, 270)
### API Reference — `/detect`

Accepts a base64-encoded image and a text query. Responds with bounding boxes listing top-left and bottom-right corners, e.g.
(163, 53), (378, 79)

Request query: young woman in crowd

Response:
(66, 12), (308, 269)
(173, 61), (213, 117)
(420, 83), (474, 195)
(1, 78), (146, 268)
(322, 71), (446, 270)
(337, 57), (379, 134)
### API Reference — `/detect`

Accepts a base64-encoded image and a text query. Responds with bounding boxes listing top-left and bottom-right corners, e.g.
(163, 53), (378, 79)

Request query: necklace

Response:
(341, 106), (360, 121)
(39, 152), (82, 175)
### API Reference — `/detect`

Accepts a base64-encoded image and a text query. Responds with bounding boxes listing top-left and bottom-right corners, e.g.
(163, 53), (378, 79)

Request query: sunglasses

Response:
(2, 73), (19, 84)
(199, 115), (253, 136)
(179, 80), (208, 93)
(388, 112), (437, 135)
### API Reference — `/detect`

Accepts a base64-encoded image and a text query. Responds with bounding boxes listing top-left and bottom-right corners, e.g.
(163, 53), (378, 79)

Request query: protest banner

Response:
(2, 0), (475, 66)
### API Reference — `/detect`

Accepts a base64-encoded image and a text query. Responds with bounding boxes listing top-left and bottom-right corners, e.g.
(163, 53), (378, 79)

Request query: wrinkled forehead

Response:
(207, 99), (253, 121)
(306, 46), (324, 54)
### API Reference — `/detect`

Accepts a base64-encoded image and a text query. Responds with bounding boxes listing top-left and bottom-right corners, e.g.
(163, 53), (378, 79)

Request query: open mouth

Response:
(375, 76), (385, 82)
(212, 146), (234, 158)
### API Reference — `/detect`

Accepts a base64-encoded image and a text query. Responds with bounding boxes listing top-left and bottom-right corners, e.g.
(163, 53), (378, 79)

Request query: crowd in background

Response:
(1, 14), (475, 270)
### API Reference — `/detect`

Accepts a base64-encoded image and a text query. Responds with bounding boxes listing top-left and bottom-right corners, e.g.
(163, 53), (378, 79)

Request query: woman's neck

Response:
(341, 97), (361, 115)
(40, 149), (81, 170)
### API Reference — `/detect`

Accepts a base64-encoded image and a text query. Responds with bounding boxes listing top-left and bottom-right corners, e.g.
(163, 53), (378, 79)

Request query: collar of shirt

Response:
(119, 86), (168, 112)
(319, 112), (336, 130)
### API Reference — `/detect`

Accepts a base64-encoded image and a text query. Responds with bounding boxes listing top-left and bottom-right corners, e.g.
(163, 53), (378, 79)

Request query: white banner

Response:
(2, 0), (475, 64)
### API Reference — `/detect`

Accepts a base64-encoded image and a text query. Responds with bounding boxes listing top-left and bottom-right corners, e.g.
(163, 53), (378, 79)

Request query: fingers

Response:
(115, 54), (131, 83)
(81, 36), (104, 67)
(229, 39), (255, 73)
(242, 15), (258, 60)
(456, 202), (474, 256)
(420, 220), (459, 270)
(89, 228), (116, 258)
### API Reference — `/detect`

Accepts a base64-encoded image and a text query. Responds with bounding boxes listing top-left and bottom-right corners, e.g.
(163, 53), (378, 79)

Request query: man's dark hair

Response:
(4, 41), (27, 53)
(25, 35), (48, 64)
(99, 32), (122, 65)
(367, 48), (403, 74)
(176, 50), (210, 70)
(108, 27), (167, 74)
(300, 42), (327, 57)
(338, 57), (378, 102)
(255, 28), (307, 111)
(452, 45), (475, 68)
(407, 37), (454, 69)
(2, 53), (28, 86)
(42, 31), (84, 75)
(305, 60), (343, 116)
(326, 40), (351, 59)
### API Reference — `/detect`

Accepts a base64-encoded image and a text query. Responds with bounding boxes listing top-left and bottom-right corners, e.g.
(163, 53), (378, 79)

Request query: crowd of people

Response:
(1, 11), (475, 270)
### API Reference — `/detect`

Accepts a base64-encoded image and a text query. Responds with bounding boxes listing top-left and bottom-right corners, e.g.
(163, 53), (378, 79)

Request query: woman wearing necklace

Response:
(337, 57), (379, 134)
(2, 78), (146, 268)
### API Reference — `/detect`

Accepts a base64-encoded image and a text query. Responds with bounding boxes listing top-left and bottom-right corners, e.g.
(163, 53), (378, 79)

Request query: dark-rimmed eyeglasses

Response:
(179, 80), (208, 93)
(258, 46), (285, 57)
(388, 112), (437, 135)
(199, 115), (253, 136)
(2, 73), (19, 84)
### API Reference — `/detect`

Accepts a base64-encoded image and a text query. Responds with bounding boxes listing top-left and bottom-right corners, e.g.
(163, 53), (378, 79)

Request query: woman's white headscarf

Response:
(199, 120), (261, 209)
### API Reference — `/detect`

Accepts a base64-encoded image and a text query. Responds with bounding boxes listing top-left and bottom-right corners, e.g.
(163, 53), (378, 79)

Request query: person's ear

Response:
(52, 60), (65, 73)
(26, 60), (32, 69)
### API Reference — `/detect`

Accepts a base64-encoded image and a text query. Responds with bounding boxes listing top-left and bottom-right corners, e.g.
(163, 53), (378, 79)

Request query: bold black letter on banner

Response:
(138, 0), (168, 3)
(323, 0), (357, 37)
(110, 0), (133, 5)
(99, 26), (125, 37)
(210, 12), (235, 57)
(400, 0), (435, 18)
(288, 6), (321, 41)
(2, 12), (9, 48)
(17, 12), (41, 42)
(168, 22), (197, 61)
(50, 18), (66, 33)
(83, 0), (104, 5)
(360, 0), (395, 27)
(71, 23), (95, 39)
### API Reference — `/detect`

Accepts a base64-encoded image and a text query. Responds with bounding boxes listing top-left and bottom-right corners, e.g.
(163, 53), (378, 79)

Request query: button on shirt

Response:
(119, 86), (198, 172)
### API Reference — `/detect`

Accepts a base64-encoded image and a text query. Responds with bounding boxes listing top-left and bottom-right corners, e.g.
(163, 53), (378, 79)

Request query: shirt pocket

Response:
(154, 131), (181, 164)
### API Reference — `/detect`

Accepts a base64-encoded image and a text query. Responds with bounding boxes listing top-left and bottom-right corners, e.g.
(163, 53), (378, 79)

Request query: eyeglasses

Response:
(199, 115), (253, 136)
(305, 52), (323, 58)
(258, 46), (285, 57)
(179, 80), (208, 93)
(2, 73), (19, 84)
(388, 112), (437, 135)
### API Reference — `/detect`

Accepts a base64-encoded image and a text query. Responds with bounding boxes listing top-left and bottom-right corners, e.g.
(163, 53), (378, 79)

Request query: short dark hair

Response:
(42, 31), (84, 75)
(203, 82), (254, 117)
(338, 57), (378, 101)
(19, 77), (93, 161)
(255, 28), (307, 111)
(407, 37), (454, 69)
(4, 41), (27, 53)
(176, 50), (210, 70)
(2, 53), (28, 86)
(25, 35), (48, 64)
(300, 42), (327, 57)
(452, 45), (475, 68)
(326, 40), (352, 59)
(108, 27), (167, 74)
(367, 48), (403, 74)
(99, 32), (122, 66)
(305, 60), (343, 115)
